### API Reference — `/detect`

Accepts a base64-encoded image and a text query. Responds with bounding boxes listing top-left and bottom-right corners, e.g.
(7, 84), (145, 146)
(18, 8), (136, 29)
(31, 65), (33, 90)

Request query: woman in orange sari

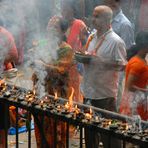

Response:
(34, 18), (74, 148)
(120, 31), (148, 120)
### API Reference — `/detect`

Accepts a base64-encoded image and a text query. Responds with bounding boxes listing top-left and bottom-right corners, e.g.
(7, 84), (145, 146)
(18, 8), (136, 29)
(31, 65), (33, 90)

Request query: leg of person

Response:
(0, 130), (6, 148)
(84, 98), (100, 148)
(84, 127), (100, 148)
(34, 122), (42, 148)
(92, 98), (122, 148)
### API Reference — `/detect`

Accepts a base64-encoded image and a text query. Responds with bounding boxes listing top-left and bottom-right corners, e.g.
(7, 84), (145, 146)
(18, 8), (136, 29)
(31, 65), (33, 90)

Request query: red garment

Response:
(67, 19), (86, 50)
(66, 19), (86, 102)
(138, 0), (148, 31)
(125, 56), (148, 88)
(16, 29), (26, 65)
(120, 56), (148, 120)
(0, 27), (18, 70)
(34, 116), (66, 148)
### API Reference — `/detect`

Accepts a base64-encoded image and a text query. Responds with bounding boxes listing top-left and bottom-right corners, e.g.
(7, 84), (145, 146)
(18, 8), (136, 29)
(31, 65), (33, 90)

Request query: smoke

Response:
(0, 0), (62, 97)
(26, 34), (62, 98)
(125, 91), (147, 130)
(130, 91), (146, 116)
(25, 34), (59, 98)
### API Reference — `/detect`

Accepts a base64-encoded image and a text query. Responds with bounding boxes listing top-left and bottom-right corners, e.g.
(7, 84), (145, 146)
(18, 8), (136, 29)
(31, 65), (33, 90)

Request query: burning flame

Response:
(33, 87), (36, 96)
(0, 78), (5, 86)
(89, 108), (92, 114)
(65, 102), (70, 110)
(69, 87), (74, 108)
(40, 100), (44, 107)
(28, 97), (33, 102)
(85, 113), (92, 120)
(75, 105), (78, 109)
(54, 91), (58, 100)
(95, 116), (99, 121)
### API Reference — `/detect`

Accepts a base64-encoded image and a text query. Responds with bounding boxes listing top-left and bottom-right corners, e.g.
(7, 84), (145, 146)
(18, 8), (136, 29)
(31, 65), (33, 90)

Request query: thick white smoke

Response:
(0, 0), (61, 97)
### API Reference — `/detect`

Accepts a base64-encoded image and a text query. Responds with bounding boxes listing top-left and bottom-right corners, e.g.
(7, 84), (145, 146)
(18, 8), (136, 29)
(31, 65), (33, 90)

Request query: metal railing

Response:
(0, 88), (148, 148)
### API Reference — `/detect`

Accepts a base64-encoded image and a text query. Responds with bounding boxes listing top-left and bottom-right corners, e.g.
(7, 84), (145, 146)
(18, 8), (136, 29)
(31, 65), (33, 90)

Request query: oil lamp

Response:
(54, 91), (58, 101)
(65, 102), (70, 111)
(85, 108), (93, 120)
(120, 123), (129, 130)
(57, 105), (61, 112)
(27, 97), (33, 104)
(95, 116), (99, 122)
(85, 113), (92, 120)
(40, 100), (44, 108)
(102, 119), (112, 127)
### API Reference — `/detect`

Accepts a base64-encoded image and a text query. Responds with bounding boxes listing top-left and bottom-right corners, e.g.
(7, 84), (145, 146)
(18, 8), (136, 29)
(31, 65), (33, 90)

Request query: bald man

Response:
(81, 5), (126, 148)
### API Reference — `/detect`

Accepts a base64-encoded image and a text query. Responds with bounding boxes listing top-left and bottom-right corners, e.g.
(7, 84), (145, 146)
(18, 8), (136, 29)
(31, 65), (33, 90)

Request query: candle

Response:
(57, 105), (61, 111)
(89, 108), (93, 114)
(65, 102), (70, 110)
(45, 96), (48, 100)
(54, 91), (58, 100)
(68, 87), (74, 110)
(95, 116), (99, 121)
(40, 100), (44, 108)
(33, 88), (36, 96)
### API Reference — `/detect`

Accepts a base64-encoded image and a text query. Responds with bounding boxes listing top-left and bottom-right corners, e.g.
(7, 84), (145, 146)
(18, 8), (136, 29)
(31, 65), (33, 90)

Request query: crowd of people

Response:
(0, 0), (148, 148)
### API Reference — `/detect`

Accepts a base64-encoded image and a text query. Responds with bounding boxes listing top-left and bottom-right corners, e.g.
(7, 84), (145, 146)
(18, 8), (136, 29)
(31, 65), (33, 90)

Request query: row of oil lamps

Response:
(0, 81), (148, 141)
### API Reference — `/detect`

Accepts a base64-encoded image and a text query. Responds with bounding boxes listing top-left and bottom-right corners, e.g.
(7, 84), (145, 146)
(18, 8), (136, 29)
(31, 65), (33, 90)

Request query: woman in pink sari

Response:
(61, 0), (87, 102)
(0, 26), (18, 148)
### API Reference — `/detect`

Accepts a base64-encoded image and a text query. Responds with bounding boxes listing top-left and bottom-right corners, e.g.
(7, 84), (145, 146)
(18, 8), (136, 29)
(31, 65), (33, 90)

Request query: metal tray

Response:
(74, 52), (94, 64)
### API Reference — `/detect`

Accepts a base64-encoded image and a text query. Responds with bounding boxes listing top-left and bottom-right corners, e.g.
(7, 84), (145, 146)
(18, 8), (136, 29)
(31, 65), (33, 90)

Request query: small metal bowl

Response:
(109, 124), (119, 130)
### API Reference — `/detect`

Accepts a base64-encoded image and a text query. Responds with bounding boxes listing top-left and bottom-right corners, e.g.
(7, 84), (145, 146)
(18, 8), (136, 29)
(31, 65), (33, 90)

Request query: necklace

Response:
(93, 29), (112, 55)
(94, 29), (112, 54)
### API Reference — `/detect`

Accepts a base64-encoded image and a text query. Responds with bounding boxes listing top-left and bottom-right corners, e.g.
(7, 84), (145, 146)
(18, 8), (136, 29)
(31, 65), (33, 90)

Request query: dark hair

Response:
(127, 31), (148, 60)
(58, 18), (69, 42)
(127, 45), (138, 61)
(135, 31), (148, 47)
(59, 19), (69, 33)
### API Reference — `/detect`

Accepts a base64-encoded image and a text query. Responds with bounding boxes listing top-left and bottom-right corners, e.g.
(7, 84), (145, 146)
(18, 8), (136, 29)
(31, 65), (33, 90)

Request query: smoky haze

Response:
(0, 0), (61, 97)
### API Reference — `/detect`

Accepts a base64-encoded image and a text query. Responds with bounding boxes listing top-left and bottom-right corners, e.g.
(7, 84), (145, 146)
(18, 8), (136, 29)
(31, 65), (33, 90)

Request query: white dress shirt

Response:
(81, 29), (127, 99)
